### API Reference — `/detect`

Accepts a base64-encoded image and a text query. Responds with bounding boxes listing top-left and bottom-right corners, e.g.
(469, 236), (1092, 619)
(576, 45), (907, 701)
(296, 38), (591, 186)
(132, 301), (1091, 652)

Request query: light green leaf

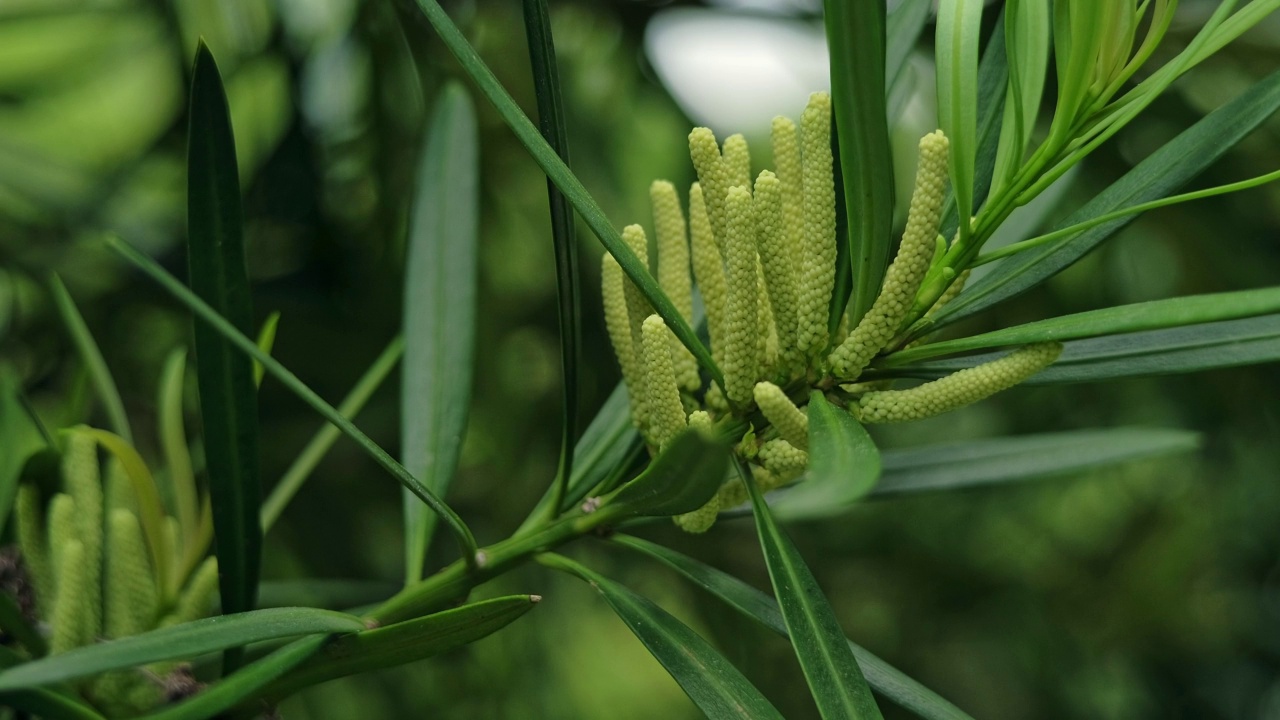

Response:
(990, 0), (1049, 198)
(886, 0), (931, 88)
(743, 460), (882, 719)
(48, 274), (130, 442)
(259, 595), (539, 701)
(889, 286), (1280, 366)
(604, 429), (729, 519)
(868, 428), (1200, 497)
(157, 349), (199, 570)
(611, 535), (977, 720)
(936, 66), (1280, 326)
(402, 83), (480, 583)
(773, 393), (880, 520)
(935, 0), (983, 245)
(0, 608), (365, 691)
(895, 315), (1280, 384)
(543, 554), (784, 719)
(252, 311), (281, 388)
(135, 636), (326, 720)
(187, 42), (262, 633)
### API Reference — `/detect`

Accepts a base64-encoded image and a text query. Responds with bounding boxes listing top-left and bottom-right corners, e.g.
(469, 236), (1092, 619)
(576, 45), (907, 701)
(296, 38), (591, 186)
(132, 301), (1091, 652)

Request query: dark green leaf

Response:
(825, 0), (894, 326)
(935, 66), (1280, 326)
(0, 365), (45, 539)
(0, 592), (44, 657)
(402, 83), (480, 583)
(887, 286), (1280, 366)
(135, 636), (326, 720)
(891, 315), (1280, 384)
(187, 42), (262, 632)
(742, 460), (882, 719)
(542, 554), (784, 719)
(868, 428), (1200, 498)
(0, 608), (364, 691)
(408, 0), (722, 389)
(773, 393), (880, 520)
(259, 595), (539, 701)
(605, 429), (729, 519)
(610, 535), (976, 720)
(105, 237), (479, 567)
(47, 274), (131, 442)
(0, 688), (105, 720)
(522, 0), (582, 519)
(255, 580), (399, 611)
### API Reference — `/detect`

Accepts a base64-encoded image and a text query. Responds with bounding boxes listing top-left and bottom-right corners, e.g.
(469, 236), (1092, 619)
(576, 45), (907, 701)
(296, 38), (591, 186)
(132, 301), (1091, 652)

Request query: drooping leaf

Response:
(935, 66), (1280, 326)
(47, 274), (131, 442)
(542, 554), (784, 719)
(260, 336), (403, 531)
(259, 595), (539, 701)
(887, 286), (1280, 366)
(402, 83), (480, 583)
(407, 0), (722, 389)
(742, 460), (882, 719)
(867, 428), (1201, 498)
(187, 42), (262, 633)
(522, 0), (582, 519)
(772, 393), (880, 519)
(105, 237), (479, 567)
(0, 608), (365, 691)
(610, 535), (976, 720)
(135, 636), (327, 720)
(825, 0), (894, 326)
(604, 429), (729, 519)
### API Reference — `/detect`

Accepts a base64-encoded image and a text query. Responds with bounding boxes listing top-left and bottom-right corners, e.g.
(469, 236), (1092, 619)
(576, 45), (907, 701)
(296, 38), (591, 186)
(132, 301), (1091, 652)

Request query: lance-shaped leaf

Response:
(887, 286), (1280, 366)
(868, 428), (1200, 498)
(259, 595), (539, 701)
(742, 460), (882, 720)
(187, 42), (262, 629)
(935, 0), (984, 247)
(825, 0), (894, 325)
(136, 636), (327, 720)
(542, 554), (784, 719)
(890, 315), (1280, 385)
(772, 392), (880, 520)
(523, 0), (582, 518)
(611, 535), (976, 720)
(402, 83), (480, 583)
(604, 429), (729, 519)
(48, 274), (131, 442)
(0, 608), (365, 691)
(935, 66), (1280, 326)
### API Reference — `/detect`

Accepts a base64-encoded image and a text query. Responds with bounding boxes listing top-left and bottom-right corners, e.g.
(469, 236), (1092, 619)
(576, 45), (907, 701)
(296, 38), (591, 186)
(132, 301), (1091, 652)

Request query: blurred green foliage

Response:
(2, 1), (1279, 718)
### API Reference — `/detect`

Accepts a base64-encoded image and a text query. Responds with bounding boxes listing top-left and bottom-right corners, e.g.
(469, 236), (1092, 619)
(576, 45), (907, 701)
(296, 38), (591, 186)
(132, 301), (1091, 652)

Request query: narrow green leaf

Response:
(0, 608), (364, 691)
(611, 535), (976, 720)
(158, 349), (199, 560)
(256, 580), (399, 611)
(0, 688), (106, 720)
(605, 429), (729, 519)
(935, 0), (984, 246)
(772, 393), (880, 520)
(522, 0), (582, 520)
(869, 428), (1200, 498)
(825, 0), (894, 325)
(0, 366), (44, 538)
(105, 236), (479, 568)
(0, 593), (45, 657)
(893, 315), (1280, 384)
(990, 0), (1049, 198)
(187, 42), (262, 632)
(936, 66), (1280, 326)
(136, 636), (327, 720)
(888, 286), (1280, 366)
(47, 274), (131, 442)
(886, 0), (931, 88)
(542, 554), (784, 719)
(261, 336), (404, 532)
(252, 311), (281, 388)
(259, 595), (539, 701)
(742, 460), (882, 719)
(408, 0), (722, 390)
(402, 83), (480, 583)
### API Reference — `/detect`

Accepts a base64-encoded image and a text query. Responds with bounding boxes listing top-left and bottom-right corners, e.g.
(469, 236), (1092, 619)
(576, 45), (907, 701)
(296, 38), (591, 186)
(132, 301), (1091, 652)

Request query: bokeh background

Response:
(3, 0), (1280, 718)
